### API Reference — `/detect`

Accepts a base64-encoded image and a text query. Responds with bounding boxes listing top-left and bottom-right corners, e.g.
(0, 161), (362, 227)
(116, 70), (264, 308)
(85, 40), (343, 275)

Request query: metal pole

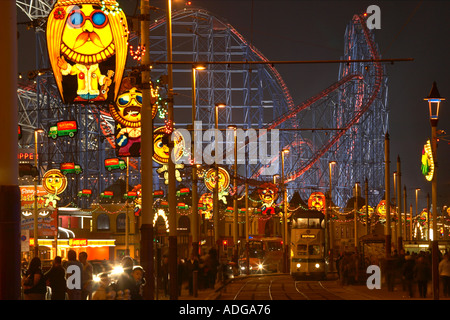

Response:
(165, 0), (178, 301)
(191, 68), (199, 258)
(139, 0), (155, 300)
(233, 128), (238, 262)
(328, 161), (335, 273)
(214, 106), (219, 254)
(403, 186), (407, 242)
(354, 183), (358, 253)
(396, 156), (403, 252)
(431, 121), (439, 300)
(245, 168), (249, 275)
(365, 178), (369, 235)
(33, 130), (40, 257)
(384, 132), (391, 257)
(125, 156), (129, 256)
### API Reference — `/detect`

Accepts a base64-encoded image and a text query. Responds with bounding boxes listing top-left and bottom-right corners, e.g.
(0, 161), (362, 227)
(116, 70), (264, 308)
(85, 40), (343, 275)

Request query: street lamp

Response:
(214, 103), (226, 250)
(228, 124), (238, 261)
(425, 81), (445, 300)
(415, 188), (420, 239)
(281, 148), (289, 273)
(33, 128), (44, 257)
(191, 64), (206, 258)
(354, 182), (360, 253)
(328, 161), (336, 272)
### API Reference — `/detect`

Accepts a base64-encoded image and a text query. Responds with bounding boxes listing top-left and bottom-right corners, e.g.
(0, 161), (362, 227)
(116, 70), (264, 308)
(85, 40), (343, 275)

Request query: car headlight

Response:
(111, 265), (124, 275)
(257, 263), (264, 270)
(315, 263), (320, 269)
(296, 263), (301, 268)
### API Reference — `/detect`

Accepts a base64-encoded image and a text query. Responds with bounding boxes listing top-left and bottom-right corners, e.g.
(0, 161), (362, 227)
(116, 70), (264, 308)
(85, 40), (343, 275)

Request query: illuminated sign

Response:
(301, 234), (316, 239)
(46, 0), (129, 104)
(421, 140), (434, 182)
(42, 169), (68, 195)
(152, 126), (185, 165)
(257, 182), (278, 215)
(69, 238), (88, 247)
(60, 162), (83, 175)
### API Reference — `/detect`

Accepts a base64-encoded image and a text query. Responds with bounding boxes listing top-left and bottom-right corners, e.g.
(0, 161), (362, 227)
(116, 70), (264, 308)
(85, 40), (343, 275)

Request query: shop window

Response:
(97, 213), (110, 231)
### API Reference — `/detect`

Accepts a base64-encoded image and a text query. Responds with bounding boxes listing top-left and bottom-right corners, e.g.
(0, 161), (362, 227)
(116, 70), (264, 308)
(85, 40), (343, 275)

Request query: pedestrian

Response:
(22, 257), (47, 300)
(44, 256), (67, 300)
(115, 256), (134, 299)
(79, 251), (93, 300)
(185, 253), (199, 295)
(385, 257), (396, 292)
(402, 254), (415, 298)
(161, 255), (169, 296)
(205, 247), (219, 289)
(129, 266), (145, 300)
(414, 255), (431, 298)
(439, 252), (450, 297)
(92, 273), (116, 300)
(66, 249), (83, 300)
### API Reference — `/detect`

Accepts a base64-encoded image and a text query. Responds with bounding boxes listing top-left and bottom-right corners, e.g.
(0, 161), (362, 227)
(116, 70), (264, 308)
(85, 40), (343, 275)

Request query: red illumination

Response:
(186, 1), (192, 5)
(222, 240), (228, 246)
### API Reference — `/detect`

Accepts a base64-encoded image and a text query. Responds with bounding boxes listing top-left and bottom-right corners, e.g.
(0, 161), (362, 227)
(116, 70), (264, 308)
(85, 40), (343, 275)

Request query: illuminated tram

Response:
(290, 211), (326, 280)
(239, 236), (283, 274)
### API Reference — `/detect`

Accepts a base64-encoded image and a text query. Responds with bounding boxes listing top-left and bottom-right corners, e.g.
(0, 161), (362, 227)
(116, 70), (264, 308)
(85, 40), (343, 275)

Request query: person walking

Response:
(129, 266), (145, 300)
(92, 273), (116, 300)
(414, 255), (431, 298)
(22, 257), (47, 300)
(44, 256), (66, 300)
(402, 254), (415, 298)
(66, 250), (83, 300)
(79, 251), (93, 300)
(439, 252), (450, 297)
(185, 253), (199, 295)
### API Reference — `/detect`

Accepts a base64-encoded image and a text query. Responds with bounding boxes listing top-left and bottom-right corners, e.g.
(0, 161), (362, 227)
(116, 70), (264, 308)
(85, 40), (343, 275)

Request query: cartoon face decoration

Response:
(110, 86), (143, 157)
(308, 192), (326, 212)
(152, 126), (185, 164)
(42, 169), (68, 195)
(258, 183), (278, 206)
(47, 0), (128, 103)
(204, 167), (230, 193)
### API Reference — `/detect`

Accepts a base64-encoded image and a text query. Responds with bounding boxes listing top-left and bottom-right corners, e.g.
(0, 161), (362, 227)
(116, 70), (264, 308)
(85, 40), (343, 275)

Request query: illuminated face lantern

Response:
(204, 167), (230, 193)
(47, 0), (128, 103)
(42, 169), (68, 195)
(257, 183), (278, 215)
(308, 192), (326, 212)
(152, 126), (185, 164)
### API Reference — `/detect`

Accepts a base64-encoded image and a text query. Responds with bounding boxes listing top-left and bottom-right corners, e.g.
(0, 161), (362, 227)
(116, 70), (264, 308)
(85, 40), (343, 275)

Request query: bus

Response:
(239, 236), (283, 274)
(290, 211), (326, 280)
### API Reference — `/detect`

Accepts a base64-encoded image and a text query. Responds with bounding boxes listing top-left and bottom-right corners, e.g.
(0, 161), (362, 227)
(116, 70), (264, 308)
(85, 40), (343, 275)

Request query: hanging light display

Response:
(46, 0), (129, 104)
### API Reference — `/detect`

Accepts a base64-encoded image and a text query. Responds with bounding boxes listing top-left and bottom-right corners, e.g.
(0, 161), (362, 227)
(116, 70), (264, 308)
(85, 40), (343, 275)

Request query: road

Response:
(216, 274), (346, 300)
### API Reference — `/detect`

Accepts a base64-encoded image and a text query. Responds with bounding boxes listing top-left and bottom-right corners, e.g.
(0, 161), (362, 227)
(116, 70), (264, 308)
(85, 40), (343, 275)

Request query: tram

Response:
(239, 236), (283, 274)
(290, 211), (326, 280)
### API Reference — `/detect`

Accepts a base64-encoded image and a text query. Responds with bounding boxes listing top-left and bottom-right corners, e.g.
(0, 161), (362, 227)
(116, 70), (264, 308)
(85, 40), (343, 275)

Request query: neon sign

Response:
(421, 140), (434, 182)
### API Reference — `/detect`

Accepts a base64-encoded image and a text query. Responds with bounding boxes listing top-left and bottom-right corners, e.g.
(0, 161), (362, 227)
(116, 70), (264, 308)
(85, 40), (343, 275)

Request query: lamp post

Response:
(214, 103), (225, 252)
(425, 81), (444, 300)
(415, 188), (420, 240)
(354, 182), (359, 253)
(328, 161), (336, 273)
(281, 148), (289, 273)
(191, 64), (205, 258)
(33, 128), (44, 257)
(228, 125), (238, 262)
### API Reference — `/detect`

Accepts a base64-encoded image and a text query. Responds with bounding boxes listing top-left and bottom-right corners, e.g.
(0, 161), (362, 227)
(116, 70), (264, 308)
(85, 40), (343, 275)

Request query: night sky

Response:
(17, 0), (450, 213)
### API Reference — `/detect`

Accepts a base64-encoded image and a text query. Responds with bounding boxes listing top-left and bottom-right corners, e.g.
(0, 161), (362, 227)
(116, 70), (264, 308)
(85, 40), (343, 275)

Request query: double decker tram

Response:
(290, 211), (326, 280)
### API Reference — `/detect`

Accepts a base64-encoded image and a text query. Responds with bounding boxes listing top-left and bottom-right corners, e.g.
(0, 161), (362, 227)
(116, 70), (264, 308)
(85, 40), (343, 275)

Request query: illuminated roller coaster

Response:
(16, 2), (387, 210)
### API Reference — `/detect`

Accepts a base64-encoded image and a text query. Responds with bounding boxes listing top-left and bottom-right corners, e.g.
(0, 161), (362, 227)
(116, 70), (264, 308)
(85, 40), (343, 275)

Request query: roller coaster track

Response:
(284, 14), (383, 183)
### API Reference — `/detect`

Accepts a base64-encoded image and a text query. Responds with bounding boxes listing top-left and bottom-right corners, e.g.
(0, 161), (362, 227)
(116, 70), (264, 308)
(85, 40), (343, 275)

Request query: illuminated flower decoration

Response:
(54, 8), (66, 19)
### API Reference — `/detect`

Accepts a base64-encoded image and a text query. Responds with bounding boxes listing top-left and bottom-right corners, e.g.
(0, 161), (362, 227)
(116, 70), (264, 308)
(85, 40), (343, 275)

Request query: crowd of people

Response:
(336, 249), (450, 298)
(21, 251), (146, 300)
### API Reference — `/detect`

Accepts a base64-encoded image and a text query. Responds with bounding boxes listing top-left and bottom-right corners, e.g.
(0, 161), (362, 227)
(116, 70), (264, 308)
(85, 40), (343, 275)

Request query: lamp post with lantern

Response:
(424, 81), (444, 300)
(281, 148), (289, 273)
